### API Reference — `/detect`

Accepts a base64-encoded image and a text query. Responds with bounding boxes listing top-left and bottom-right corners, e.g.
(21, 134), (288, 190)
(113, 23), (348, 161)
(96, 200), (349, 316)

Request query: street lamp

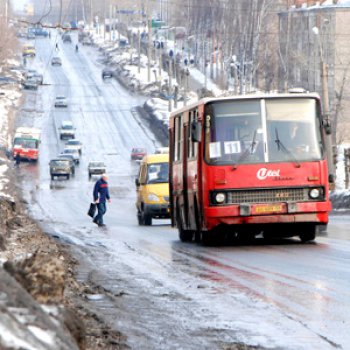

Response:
(312, 26), (335, 185)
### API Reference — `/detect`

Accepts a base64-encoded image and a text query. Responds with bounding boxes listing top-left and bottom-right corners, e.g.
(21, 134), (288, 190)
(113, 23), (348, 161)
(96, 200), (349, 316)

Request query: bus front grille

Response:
(226, 188), (307, 204)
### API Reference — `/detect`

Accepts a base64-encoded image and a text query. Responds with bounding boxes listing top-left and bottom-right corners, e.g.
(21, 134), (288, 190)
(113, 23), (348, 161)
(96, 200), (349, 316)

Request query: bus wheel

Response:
(176, 211), (193, 242)
(299, 225), (317, 243)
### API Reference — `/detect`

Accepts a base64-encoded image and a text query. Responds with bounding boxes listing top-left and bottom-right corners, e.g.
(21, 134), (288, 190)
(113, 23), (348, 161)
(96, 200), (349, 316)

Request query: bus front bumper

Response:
(205, 201), (331, 229)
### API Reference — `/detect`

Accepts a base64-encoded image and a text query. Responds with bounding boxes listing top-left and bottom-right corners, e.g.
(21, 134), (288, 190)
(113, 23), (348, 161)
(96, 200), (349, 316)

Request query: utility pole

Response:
(147, 1), (152, 82)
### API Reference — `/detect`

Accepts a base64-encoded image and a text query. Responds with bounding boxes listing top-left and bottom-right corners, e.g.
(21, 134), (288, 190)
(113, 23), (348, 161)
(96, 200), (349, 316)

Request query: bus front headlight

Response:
(215, 192), (226, 204)
(309, 188), (321, 199)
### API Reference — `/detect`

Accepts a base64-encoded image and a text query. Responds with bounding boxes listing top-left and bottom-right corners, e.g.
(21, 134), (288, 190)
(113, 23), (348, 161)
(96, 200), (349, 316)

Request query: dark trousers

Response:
(94, 202), (106, 224)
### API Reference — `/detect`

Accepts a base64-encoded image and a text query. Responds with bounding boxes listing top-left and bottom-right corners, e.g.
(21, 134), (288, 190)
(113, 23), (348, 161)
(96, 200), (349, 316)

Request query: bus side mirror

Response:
(322, 119), (332, 135)
(191, 121), (202, 142)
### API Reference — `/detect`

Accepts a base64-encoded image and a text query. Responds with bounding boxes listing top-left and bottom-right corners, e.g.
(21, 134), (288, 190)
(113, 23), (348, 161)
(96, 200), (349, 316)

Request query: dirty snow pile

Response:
(0, 88), (21, 198)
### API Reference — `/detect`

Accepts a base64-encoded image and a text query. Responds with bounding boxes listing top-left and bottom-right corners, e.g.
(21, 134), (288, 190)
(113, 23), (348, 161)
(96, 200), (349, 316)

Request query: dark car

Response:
(57, 154), (76, 174)
(131, 147), (147, 161)
(62, 34), (72, 43)
(51, 57), (62, 66)
(49, 159), (73, 180)
(102, 68), (114, 79)
(23, 78), (39, 90)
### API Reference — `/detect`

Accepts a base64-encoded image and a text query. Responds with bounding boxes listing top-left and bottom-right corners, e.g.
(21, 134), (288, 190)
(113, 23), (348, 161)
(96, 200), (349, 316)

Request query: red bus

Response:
(169, 93), (333, 244)
(13, 127), (41, 161)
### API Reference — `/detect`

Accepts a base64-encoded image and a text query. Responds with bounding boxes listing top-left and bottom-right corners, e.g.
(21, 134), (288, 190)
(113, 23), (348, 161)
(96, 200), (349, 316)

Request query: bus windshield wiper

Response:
(274, 128), (301, 168)
(232, 130), (257, 170)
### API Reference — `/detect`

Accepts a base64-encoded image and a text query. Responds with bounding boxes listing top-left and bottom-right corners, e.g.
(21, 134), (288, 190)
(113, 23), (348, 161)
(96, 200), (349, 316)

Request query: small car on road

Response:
(60, 148), (80, 164)
(65, 139), (82, 154)
(88, 161), (106, 179)
(59, 121), (75, 140)
(56, 154), (76, 175)
(23, 78), (39, 90)
(49, 159), (73, 180)
(102, 68), (114, 79)
(51, 57), (62, 66)
(54, 95), (68, 107)
(131, 147), (147, 161)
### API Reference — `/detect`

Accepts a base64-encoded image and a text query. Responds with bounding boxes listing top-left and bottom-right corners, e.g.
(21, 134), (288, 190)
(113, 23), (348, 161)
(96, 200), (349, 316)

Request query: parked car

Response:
(131, 147), (147, 161)
(65, 139), (82, 154)
(23, 78), (39, 90)
(54, 95), (68, 107)
(51, 57), (62, 66)
(102, 68), (114, 79)
(59, 121), (75, 140)
(49, 159), (73, 180)
(22, 45), (36, 57)
(60, 148), (80, 164)
(88, 161), (106, 179)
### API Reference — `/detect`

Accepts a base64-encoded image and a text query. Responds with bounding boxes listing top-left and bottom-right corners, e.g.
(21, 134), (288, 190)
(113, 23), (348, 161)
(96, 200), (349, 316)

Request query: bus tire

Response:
(299, 225), (317, 242)
(177, 210), (193, 242)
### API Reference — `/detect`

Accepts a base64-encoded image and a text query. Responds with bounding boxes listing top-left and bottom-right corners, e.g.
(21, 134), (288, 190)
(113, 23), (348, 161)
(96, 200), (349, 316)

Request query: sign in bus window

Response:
(224, 141), (241, 154)
(209, 142), (221, 158)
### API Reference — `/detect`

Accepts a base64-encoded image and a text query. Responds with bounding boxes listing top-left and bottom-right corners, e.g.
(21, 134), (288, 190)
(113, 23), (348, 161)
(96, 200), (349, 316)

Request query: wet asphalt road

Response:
(15, 32), (350, 350)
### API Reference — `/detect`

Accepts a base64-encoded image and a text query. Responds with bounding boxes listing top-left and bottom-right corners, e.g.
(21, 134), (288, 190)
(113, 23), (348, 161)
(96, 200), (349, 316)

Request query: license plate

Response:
(254, 204), (284, 214)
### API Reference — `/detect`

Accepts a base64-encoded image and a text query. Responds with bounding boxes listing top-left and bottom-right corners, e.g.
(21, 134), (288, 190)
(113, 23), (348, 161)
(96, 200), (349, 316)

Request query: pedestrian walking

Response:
(92, 174), (111, 227)
(14, 153), (21, 166)
(55, 42), (59, 51)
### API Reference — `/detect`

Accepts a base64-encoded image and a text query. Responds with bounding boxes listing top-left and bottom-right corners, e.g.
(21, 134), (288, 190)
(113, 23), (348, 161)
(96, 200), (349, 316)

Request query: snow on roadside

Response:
(0, 87), (21, 201)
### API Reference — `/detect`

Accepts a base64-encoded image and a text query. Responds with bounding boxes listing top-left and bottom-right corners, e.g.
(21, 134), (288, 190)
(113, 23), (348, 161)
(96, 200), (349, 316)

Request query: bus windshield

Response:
(14, 138), (39, 149)
(205, 98), (323, 165)
(147, 162), (169, 184)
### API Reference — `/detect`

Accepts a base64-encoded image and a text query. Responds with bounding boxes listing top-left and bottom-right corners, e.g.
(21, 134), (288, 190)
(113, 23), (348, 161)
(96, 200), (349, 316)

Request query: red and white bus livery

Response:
(13, 127), (41, 161)
(169, 93), (332, 244)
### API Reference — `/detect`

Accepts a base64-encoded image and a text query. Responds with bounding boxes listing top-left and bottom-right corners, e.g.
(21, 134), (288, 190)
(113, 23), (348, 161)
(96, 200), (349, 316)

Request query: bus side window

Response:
(188, 110), (198, 159)
(174, 115), (183, 162)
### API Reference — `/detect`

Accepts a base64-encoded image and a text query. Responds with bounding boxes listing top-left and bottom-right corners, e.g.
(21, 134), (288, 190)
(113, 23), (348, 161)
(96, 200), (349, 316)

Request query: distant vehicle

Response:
(51, 57), (62, 66)
(154, 147), (169, 154)
(54, 95), (68, 107)
(13, 127), (41, 161)
(0, 76), (18, 86)
(23, 78), (38, 90)
(88, 161), (106, 179)
(59, 121), (75, 140)
(131, 147), (147, 161)
(28, 27), (49, 37)
(22, 45), (36, 57)
(26, 70), (43, 84)
(49, 159), (73, 180)
(65, 139), (82, 154)
(56, 154), (76, 174)
(81, 37), (92, 46)
(60, 148), (80, 164)
(62, 34), (72, 43)
(27, 32), (35, 40)
(102, 68), (114, 79)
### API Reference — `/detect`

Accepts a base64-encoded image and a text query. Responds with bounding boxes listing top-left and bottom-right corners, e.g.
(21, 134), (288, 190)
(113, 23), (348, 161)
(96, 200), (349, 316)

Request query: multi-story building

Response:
(279, 2), (350, 142)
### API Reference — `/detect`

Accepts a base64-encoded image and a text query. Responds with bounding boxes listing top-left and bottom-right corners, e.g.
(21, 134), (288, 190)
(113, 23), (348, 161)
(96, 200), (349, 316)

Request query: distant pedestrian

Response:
(92, 174), (111, 227)
(75, 44), (79, 52)
(55, 42), (59, 51)
(14, 153), (21, 166)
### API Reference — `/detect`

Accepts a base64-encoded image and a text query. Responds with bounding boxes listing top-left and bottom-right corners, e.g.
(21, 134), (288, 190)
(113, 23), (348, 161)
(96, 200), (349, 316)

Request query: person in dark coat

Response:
(92, 174), (111, 226)
(14, 153), (21, 166)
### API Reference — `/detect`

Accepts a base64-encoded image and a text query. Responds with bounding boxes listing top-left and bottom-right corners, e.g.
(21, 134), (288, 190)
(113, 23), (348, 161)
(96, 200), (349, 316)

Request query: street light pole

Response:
(313, 26), (335, 186)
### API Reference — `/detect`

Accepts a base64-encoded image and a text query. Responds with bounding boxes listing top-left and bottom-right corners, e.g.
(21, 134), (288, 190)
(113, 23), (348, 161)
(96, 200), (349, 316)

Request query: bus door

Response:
(186, 109), (200, 230)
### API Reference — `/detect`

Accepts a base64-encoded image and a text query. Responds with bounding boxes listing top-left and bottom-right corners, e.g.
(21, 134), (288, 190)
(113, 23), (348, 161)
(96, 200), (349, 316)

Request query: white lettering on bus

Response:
(257, 168), (281, 180)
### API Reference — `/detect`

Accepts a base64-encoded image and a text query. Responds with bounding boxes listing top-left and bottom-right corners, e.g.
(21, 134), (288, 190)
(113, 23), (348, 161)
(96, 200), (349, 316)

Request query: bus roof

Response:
(14, 127), (41, 139)
(170, 92), (321, 118)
